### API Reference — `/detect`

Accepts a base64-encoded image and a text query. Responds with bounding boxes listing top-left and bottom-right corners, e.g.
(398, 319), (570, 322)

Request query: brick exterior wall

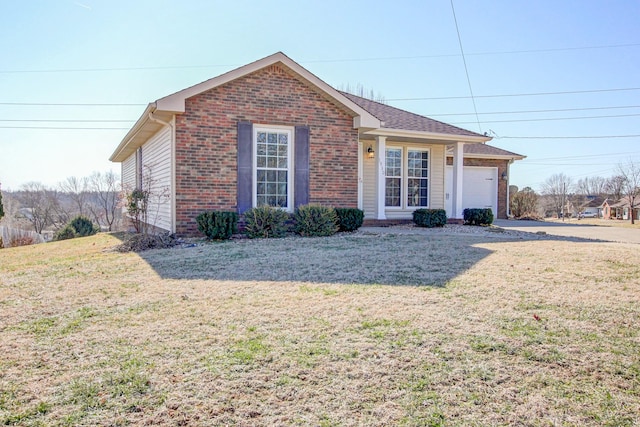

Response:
(174, 64), (359, 236)
(447, 157), (509, 219)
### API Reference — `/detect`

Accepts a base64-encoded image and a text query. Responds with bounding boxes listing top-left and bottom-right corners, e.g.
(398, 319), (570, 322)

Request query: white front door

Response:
(445, 166), (498, 218)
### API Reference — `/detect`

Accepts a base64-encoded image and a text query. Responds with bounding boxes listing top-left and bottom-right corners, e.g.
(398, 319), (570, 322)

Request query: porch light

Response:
(367, 145), (375, 158)
(501, 171), (508, 181)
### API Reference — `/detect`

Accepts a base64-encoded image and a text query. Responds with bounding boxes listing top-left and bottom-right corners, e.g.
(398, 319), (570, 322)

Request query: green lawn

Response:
(0, 231), (638, 426)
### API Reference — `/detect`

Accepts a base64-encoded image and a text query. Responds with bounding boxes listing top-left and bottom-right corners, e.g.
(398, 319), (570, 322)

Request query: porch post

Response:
(452, 141), (464, 219)
(375, 135), (386, 220)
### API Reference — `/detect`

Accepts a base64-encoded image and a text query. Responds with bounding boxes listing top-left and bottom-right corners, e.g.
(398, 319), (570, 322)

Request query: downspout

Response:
(148, 112), (176, 234)
(506, 158), (514, 218)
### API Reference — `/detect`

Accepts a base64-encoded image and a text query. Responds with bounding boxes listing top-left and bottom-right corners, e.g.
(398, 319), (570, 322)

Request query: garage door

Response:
(445, 166), (498, 218)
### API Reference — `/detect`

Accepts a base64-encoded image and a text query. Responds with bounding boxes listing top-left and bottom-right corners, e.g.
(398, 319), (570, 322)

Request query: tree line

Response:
(0, 171), (121, 235)
(510, 159), (640, 224)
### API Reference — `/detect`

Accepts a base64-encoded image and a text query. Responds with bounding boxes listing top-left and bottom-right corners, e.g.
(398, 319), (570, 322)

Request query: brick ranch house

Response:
(109, 52), (524, 236)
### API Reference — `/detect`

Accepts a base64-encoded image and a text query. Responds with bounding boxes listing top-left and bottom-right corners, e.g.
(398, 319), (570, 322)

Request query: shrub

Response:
(294, 205), (339, 237)
(116, 233), (177, 253)
(55, 224), (77, 241)
(55, 216), (98, 241)
(335, 208), (364, 232)
(69, 216), (99, 237)
(463, 208), (494, 226)
(196, 211), (238, 240)
(10, 235), (35, 247)
(243, 206), (290, 239)
(412, 209), (447, 228)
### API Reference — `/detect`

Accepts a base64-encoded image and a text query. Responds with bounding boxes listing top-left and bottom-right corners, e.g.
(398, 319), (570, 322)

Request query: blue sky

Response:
(1, 0), (638, 192)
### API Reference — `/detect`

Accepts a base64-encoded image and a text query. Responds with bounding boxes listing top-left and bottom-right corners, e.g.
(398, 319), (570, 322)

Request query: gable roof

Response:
(110, 52), (491, 162)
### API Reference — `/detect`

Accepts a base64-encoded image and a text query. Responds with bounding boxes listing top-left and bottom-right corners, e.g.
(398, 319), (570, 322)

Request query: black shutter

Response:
(294, 126), (310, 207)
(237, 121), (253, 213)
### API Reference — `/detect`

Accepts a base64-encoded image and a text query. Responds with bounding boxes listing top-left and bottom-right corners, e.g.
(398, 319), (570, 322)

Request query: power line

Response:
(452, 113), (640, 125)
(498, 134), (640, 139)
(1, 43), (639, 74)
(428, 105), (640, 117)
(0, 119), (135, 123)
(0, 126), (128, 130)
(450, 0), (481, 133)
(387, 87), (640, 101)
(2, 87), (640, 107)
(0, 102), (145, 106)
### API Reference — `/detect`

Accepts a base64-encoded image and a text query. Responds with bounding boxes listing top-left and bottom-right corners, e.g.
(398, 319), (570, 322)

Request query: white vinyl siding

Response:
(429, 145), (445, 210)
(122, 154), (136, 192)
(361, 141), (446, 220)
(140, 126), (172, 232)
(362, 146), (377, 218)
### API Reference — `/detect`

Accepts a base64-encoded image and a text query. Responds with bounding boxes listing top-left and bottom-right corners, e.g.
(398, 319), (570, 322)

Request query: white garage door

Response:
(445, 166), (498, 218)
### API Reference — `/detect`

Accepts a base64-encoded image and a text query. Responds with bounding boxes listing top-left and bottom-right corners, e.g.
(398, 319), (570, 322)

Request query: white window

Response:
(385, 147), (429, 209)
(253, 126), (293, 211)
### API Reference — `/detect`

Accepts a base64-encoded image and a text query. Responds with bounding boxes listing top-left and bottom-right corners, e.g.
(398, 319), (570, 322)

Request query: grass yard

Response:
(0, 230), (639, 426)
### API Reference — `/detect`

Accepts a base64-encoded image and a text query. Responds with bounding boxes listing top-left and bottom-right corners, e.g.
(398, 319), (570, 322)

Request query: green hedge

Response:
(196, 211), (238, 240)
(335, 208), (364, 232)
(294, 205), (339, 237)
(243, 206), (290, 238)
(412, 209), (447, 228)
(463, 208), (494, 226)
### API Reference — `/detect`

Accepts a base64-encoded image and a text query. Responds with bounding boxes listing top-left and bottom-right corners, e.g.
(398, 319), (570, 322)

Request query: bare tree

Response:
(18, 182), (59, 233)
(0, 183), (4, 221)
(605, 175), (625, 201)
(59, 176), (89, 216)
(510, 187), (539, 218)
(616, 159), (640, 224)
(88, 171), (121, 231)
(541, 173), (573, 219)
(575, 176), (608, 196)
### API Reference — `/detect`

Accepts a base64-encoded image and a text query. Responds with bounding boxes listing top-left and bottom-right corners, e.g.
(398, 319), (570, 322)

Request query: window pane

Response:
(385, 177), (401, 206)
(256, 129), (290, 208)
(408, 178), (428, 207)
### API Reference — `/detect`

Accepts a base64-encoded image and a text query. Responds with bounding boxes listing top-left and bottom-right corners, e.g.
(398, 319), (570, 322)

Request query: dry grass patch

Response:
(0, 231), (638, 426)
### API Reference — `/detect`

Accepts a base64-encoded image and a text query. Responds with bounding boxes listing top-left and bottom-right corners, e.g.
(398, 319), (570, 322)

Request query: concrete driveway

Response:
(493, 219), (640, 244)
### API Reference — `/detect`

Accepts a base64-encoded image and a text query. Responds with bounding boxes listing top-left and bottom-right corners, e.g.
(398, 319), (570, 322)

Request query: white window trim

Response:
(252, 125), (295, 212)
(385, 145), (431, 211)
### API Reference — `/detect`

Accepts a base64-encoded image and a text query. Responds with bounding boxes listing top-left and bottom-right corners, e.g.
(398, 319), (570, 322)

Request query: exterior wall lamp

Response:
(501, 171), (508, 181)
(367, 145), (375, 158)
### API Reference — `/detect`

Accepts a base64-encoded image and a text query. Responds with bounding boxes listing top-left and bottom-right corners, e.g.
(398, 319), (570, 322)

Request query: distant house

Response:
(609, 197), (640, 221)
(109, 52), (524, 236)
(578, 196), (606, 218)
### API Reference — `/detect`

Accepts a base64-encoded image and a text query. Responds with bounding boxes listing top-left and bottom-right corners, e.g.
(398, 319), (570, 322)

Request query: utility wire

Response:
(428, 105), (640, 117)
(498, 134), (640, 139)
(450, 0), (481, 133)
(2, 87), (640, 107)
(0, 119), (135, 123)
(1, 42), (638, 74)
(452, 113), (640, 125)
(386, 87), (640, 101)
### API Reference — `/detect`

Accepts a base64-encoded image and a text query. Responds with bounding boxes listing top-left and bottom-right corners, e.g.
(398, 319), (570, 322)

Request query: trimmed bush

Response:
(335, 208), (364, 232)
(412, 209), (447, 228)
(243, 206), (290, 239)
(55, 216), (98, 241)
(196, 211), (238, 240)
(69, 216), (99, 237)
(55, 224), (77, 241)
(463, 208), (494, 226)
(294, 205), (339, 237)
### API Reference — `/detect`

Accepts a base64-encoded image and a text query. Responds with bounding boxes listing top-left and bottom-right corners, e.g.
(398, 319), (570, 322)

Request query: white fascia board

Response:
(109, 103), (157, 162)
(155, 52), (381, 129)
(364, 127), (492, 143)
(449, 153), (527, 161)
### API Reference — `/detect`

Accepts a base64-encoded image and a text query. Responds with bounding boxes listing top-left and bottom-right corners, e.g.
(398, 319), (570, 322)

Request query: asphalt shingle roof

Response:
(339, 91), (485, 138)
(463, 144), (524, 158)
